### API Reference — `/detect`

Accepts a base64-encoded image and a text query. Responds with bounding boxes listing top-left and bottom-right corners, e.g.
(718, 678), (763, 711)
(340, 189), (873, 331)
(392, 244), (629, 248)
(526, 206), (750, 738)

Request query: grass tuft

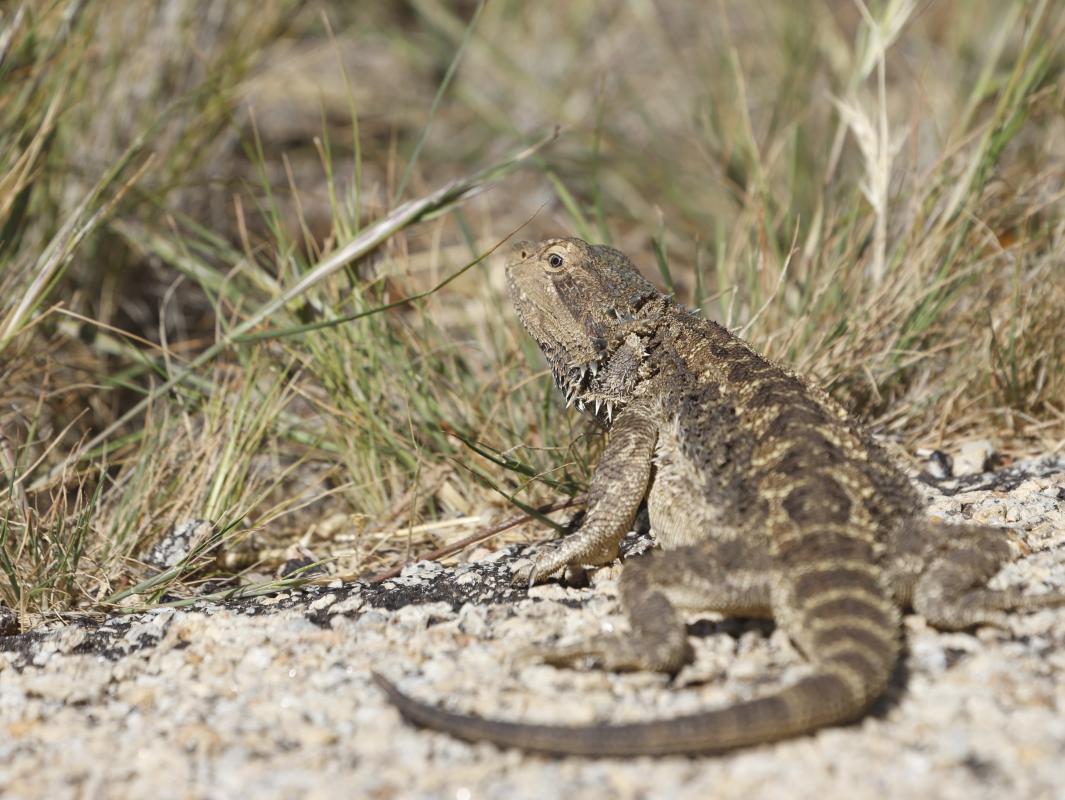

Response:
(1, 1), (1063, 619)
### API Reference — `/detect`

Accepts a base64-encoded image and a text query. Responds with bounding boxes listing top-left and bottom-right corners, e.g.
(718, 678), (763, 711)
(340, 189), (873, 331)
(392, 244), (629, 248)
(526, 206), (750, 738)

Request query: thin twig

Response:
(364, 495), (585, 584)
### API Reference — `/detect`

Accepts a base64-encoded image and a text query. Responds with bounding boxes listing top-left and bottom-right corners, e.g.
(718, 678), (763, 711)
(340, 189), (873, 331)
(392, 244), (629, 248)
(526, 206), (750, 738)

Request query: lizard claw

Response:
(510, 557), (548, 587)
(510, 560), (538, 587)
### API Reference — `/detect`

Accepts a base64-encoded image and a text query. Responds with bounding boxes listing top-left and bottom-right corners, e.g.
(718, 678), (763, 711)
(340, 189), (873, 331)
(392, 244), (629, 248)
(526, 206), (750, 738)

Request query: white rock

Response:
(951, 439), (995, 476)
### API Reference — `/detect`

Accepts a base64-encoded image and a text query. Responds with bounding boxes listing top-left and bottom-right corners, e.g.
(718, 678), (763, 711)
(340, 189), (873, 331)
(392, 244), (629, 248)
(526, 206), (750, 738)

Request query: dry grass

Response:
(1, 0), (1063, 618)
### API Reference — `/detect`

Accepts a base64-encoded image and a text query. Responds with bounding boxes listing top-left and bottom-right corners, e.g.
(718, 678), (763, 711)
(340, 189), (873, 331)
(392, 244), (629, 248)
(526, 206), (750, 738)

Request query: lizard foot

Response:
(510, 552), (562, 587)
(510, 544), (598, 587)
(523, 633), (693, 675)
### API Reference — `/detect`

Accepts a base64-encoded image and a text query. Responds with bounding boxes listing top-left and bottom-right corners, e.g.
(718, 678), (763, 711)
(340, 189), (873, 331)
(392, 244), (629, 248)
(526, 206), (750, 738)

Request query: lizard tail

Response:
(374, 652), (893, 758)
(374, 531), (901, 756)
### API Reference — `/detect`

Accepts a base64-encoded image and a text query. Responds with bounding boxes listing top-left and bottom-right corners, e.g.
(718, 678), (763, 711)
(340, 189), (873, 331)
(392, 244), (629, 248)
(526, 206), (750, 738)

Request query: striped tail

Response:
(374, 659), (892, 757)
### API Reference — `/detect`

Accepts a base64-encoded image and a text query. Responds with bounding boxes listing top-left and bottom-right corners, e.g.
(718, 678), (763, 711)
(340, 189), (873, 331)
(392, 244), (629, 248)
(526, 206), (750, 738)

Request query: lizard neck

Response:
(547, 298), (668, 426)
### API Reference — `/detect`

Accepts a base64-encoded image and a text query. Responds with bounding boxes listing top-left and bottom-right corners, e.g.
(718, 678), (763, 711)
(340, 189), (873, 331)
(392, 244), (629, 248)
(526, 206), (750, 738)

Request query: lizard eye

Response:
(546, 253), (564, 270)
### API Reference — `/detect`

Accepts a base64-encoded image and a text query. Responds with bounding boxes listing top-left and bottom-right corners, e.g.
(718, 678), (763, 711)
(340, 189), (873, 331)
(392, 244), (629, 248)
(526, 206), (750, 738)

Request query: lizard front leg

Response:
(516, 410), (657, 585)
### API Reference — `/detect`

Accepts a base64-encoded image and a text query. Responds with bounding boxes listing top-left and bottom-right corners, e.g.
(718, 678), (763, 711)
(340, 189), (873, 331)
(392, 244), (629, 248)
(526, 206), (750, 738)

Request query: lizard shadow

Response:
(685, 617), (774, 641)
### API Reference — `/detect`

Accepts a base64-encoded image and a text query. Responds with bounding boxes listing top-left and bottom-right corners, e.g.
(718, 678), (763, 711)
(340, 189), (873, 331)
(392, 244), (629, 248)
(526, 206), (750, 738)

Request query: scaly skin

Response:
(375, 237), (1065, 757)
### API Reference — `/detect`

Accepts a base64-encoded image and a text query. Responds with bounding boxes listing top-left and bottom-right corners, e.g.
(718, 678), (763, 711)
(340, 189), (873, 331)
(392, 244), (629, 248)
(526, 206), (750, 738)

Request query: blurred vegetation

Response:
(1, 0), (1063, 618)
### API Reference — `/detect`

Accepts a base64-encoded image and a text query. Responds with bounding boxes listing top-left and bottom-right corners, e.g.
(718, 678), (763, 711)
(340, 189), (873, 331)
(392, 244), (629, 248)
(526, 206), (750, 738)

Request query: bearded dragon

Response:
(374, 237), (1064, 757)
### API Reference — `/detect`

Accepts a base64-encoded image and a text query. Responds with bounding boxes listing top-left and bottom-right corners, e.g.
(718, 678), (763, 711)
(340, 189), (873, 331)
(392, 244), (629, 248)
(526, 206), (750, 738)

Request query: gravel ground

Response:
(2, 457), (1065, 800)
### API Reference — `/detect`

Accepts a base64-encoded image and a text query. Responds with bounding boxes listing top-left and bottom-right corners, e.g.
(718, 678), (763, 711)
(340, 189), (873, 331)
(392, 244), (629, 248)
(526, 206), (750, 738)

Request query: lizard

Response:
(373, 236), (1065, 757)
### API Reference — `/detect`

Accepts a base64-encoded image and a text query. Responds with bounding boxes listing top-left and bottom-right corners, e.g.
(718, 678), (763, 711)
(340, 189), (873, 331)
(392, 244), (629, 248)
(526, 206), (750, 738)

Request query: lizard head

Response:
(505, 237), (663, 420)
